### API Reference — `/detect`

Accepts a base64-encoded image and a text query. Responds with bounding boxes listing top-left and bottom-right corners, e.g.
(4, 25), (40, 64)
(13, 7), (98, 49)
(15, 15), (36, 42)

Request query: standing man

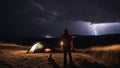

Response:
(60, 29), (74, 67)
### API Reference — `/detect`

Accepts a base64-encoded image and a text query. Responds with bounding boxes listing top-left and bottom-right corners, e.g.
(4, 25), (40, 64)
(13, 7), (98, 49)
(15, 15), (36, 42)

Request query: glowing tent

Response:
(27, 42), (49, 53)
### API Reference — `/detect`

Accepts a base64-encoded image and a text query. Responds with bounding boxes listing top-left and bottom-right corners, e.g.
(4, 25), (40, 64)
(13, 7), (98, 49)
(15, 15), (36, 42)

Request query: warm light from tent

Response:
(29, 43), (44, 53)
(44, 48), (51, 53)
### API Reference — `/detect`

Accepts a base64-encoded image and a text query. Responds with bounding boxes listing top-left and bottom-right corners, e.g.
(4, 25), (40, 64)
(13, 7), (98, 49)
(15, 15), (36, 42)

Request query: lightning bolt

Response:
(30, 0), (45, 11)
(92, 24), (97, 35)
(91, 23), (120, 35)
(12, 0), (57, 21)
(30, 0), (57, 20)
(90, 23), (97, 35)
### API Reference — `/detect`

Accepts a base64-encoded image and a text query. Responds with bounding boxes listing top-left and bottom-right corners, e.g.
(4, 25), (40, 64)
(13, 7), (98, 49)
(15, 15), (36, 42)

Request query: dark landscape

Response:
(1, 0), (120, 68)
(0, 34), (120, 68)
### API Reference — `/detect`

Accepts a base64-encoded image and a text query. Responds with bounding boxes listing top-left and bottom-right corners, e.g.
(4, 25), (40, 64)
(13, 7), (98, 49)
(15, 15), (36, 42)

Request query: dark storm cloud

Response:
(38, 0), (120, 22)
(36, 21), (94, 37)
(1, 0), (120, 38)
(3, 0), (120, 23)
(3, 0), (55, 25)
(1, 0), (56, 38)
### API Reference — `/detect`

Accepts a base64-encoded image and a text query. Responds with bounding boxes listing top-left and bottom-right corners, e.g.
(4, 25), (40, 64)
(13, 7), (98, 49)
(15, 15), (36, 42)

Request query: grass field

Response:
(0, 42), (120, 68)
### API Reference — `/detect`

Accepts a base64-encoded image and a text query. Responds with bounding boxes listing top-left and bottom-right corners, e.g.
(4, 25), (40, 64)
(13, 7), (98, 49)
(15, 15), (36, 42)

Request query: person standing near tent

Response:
(60, 29), (74, 67)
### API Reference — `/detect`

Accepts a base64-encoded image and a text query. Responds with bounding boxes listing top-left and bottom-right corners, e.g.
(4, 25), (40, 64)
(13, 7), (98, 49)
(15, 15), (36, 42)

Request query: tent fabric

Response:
(27, 41), (63, 53)
(27, 42), (47, 53)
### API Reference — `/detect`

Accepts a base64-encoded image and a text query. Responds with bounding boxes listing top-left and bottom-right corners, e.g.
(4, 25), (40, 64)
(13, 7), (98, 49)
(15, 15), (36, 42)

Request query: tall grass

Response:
(84, 44), (120, 68)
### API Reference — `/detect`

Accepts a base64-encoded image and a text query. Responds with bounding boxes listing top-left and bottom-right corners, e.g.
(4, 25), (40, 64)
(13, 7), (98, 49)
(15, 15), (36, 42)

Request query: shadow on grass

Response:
(66, 62), (79, 68)
(76, 58), (108, 68)
(48, 57), (61, 68)
(81, 60), (108, 68)
(0, 59), (12, 68)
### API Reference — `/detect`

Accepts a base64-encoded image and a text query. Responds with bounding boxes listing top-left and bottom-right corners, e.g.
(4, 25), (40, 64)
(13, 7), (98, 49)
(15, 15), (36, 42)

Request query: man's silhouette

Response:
(60, 29), (74, 67)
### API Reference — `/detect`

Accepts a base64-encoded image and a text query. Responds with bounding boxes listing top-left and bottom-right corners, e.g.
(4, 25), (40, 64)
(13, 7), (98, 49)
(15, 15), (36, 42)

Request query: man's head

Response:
(64, 29), (68, 34)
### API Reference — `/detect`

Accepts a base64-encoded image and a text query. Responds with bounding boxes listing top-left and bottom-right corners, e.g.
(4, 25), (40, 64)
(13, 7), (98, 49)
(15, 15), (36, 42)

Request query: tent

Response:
(27, 42), (50, 53)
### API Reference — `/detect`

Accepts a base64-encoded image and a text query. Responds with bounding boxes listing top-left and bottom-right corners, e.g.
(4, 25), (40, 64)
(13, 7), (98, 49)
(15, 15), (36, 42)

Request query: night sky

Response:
(1, 0), (120, 38)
